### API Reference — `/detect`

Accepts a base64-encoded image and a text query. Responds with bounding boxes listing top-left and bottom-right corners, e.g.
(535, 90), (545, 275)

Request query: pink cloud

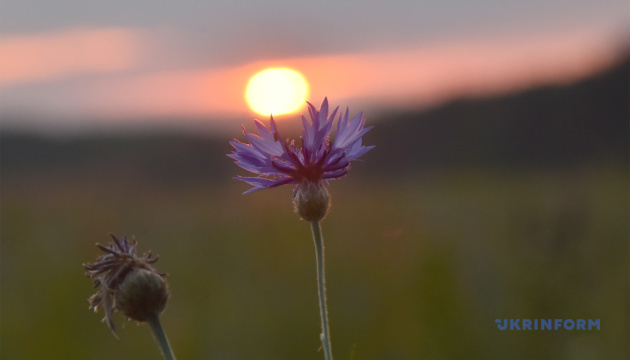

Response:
(77, 26), (619, 121)
(0, 27), (145, 87)
(1, 24), (620, 132)
(293, 27), (621, 109)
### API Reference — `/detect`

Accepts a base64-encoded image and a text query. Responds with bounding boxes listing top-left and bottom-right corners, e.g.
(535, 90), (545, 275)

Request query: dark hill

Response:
(364, 55), (629, 175)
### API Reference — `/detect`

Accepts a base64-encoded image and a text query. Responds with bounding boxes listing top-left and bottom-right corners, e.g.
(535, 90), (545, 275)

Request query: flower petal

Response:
(228, 98), (373, 194)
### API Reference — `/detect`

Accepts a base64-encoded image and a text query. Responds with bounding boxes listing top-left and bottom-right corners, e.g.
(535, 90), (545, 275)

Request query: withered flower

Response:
(83, 234), (169, 336)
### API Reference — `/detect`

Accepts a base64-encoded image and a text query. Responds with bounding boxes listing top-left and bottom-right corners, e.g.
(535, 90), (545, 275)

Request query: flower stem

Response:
(148, 313), (176, 360)
(310, 221), (334, 360)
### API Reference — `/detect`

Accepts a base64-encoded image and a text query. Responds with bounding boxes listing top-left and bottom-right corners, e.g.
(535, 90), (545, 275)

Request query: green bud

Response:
(294, 182), (330, 222)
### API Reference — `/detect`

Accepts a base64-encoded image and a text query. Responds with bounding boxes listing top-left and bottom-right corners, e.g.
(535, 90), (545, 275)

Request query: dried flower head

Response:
(228, 98), (374, 195)
(83, 234), (169, 336)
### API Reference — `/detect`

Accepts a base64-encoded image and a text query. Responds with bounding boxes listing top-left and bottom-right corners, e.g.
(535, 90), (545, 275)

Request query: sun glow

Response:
(245, 68), (309, 116)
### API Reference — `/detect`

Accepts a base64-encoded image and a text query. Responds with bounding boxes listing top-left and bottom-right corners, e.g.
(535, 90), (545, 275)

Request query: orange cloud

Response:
(0, 27), (144, 87)
(88, 27), (616, 120)
(20, 25), (617, 126)
(81, 67), (250, 119)
(292, 28), (619, 109)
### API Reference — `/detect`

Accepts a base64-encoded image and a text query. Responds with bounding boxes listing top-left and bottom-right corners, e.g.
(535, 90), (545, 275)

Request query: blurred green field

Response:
(1, 162), (627, 359)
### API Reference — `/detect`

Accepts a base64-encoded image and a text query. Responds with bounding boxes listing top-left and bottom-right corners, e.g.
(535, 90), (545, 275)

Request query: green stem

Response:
(148, 313), (176, 360)
(310, 221), (334, 360)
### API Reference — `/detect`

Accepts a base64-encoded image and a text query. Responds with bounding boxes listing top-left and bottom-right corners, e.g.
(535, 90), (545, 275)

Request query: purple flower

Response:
(229, 98), (374, 194)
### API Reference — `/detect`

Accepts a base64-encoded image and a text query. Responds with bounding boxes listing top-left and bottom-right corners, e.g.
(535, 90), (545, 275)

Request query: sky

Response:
(0, 0), (627, 133)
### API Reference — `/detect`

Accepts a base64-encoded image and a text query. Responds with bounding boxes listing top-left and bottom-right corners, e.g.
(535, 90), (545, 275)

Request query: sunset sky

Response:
(0, 0), (627, 133)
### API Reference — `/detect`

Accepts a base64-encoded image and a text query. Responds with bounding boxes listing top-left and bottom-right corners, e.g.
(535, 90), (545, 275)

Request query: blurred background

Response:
(1, 0), (628, 359)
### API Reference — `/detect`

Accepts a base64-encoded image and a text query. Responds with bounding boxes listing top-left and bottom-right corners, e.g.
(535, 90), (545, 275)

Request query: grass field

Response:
(1, 159), (627, 359)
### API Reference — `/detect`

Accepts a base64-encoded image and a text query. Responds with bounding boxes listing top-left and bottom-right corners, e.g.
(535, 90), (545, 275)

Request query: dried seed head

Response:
(294, 182), (330, 222)
(116, 268), (169, 322)
(83, 234), (169, 335)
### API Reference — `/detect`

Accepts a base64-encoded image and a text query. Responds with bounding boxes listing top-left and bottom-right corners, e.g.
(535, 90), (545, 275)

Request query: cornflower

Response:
(229, 97), (373, 199)
(228, 98), (373, 360)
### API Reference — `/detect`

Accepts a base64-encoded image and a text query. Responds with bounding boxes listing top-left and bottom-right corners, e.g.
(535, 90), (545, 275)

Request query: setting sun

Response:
(245, 68), (309, 116)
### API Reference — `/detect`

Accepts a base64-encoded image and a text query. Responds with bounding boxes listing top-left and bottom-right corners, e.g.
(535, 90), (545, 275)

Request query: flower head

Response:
(228, 98), (374, 194)
(83, 234), (169, 336)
